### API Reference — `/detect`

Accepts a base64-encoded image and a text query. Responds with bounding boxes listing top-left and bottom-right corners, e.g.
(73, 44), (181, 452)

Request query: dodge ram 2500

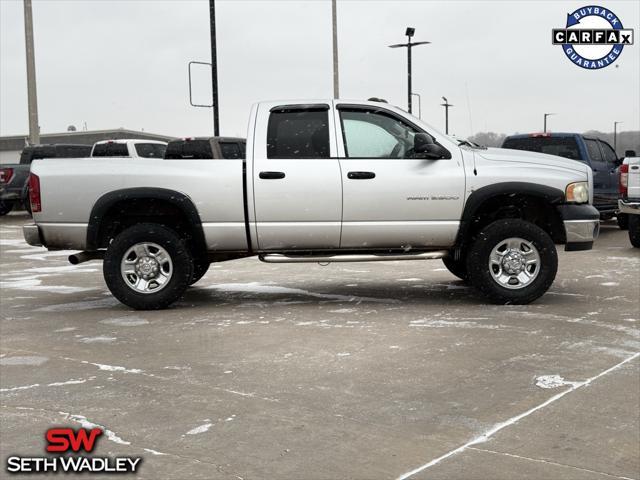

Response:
(23, 99), (600, 310)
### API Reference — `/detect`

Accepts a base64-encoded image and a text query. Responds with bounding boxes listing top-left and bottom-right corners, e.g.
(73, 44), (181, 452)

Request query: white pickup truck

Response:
(618, 152), (640, 247)
(23, 99), (600, 310)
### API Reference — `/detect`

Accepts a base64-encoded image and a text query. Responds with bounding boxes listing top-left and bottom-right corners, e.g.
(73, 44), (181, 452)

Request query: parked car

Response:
(91, 139), (167, 158)
(24, 99), (599, 309)
(164, 137), (246, 160)
(502, 133), (623, 226)
(618, 150), (640, 247)
(0, 144), (92, 215)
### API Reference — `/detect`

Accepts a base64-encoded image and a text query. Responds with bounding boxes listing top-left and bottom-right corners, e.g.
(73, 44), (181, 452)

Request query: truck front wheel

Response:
(103, 223), (193, 310)
(628, 215), (640, 248)
(466, 219), (557, 304)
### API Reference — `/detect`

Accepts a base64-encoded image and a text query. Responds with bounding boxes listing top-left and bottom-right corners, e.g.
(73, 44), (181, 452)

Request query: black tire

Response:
(0, 200), (14, 216)
(103, 223), (193, 310)
(466, 219), (558, 305)
(629, 215), (640, 248)
(442, 254), (468, 281)
(617, 213), (629, 230)
(189, 259), (210, 286)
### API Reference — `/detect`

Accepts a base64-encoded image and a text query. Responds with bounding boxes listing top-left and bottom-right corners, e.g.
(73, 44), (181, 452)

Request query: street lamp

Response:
(411, 93), (421, 119)
(440, 96), (453, 134)
(388, 28), (431, 114)
(614, 121), (622, 156)
(543, 113), (555, 133)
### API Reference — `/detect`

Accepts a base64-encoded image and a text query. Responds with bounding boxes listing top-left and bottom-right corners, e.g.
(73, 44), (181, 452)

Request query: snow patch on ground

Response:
(37, 297), (119, 312)
(60, 412), (130, 445)
(78, 336), (117, 344)
(185, 423), (213, 435)
(409, 319), (504, 330)
(600, 282), (620, 287)
(209, 282), (398, 304)
(100, 317), (149, 327)
(535, 375), (582, 389)
(0, 355), (48, 366)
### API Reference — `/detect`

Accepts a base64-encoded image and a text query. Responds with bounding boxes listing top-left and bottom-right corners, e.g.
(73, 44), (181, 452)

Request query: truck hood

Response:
(476, 147), (588, 174)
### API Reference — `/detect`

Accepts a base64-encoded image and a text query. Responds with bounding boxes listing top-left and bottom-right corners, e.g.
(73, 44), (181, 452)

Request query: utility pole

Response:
(543, 113), (555, 133)
(614, 121), (622, 155)
(331, 0), (339, 98)
(389, 28), (430, 114)
(209, 0), (220, 136)
(23, 0), (39, 145)
(440, 96), (453, 134)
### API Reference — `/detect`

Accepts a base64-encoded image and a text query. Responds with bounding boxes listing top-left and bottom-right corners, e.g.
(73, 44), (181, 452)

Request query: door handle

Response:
(259, 171), (285, 179)
(347, 171), (376, 180)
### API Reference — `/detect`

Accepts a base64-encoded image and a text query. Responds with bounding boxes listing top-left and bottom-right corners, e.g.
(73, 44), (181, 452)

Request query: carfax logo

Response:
(552, 5), (634, 69)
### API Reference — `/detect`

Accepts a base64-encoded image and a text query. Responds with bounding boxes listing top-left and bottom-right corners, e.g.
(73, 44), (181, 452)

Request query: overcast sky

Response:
(1, 0), (639, 139)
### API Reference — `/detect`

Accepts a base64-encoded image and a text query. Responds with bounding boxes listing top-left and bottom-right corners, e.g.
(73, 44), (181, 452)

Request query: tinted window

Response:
(267, 108), (329, 159)
(92, 143), (129, 157)
(219, 142), (243, 159)
(55, 145), (91, 158)
(599, 141), (617, 163)
(31, 146), (56, 160)
(135, 143), (167, 158)
(164, 140), (213, 159)
(340, 109), (422, 158)
(584, 139), (603, 162)
(502, 136), (582, 161)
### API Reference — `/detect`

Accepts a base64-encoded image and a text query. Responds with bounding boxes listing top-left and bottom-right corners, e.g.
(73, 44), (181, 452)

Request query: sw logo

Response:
(552, 5), (635, 69)
(5, 427), (142, 474)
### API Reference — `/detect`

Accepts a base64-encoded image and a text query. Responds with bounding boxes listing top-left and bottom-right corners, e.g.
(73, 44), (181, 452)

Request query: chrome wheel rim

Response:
(488, 237), (540, 290)
(120, 242), (173, 294)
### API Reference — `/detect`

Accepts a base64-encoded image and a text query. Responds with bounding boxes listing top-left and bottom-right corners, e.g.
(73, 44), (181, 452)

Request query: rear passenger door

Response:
(252, 104), (342, 250)
(584, 138), (611, 206)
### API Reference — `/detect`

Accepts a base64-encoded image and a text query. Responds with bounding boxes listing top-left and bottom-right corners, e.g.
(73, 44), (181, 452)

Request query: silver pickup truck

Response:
(23, 99), (600, 310)
(618, 153), (640, 247)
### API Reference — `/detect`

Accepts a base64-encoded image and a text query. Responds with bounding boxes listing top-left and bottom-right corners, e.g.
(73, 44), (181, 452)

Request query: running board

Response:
(259, 250), (448, 264)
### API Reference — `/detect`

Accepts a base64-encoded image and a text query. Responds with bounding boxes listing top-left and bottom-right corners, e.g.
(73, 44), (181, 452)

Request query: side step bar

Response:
(259, 250), (448, 264)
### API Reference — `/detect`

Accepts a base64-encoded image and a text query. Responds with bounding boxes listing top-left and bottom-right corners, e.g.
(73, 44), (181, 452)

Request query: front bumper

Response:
(556, 204), (600, 251)
(619, 199), (640, 215)
(23, 223), (43, 247)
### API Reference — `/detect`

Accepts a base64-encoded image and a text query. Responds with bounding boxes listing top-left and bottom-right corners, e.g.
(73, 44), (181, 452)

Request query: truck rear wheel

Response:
(442, 254), (468, 281)
(0, 200), (14, 216)
(103, 223), (193, 310)
(466, 219), (557, 304)
(628, 215), (640, 248)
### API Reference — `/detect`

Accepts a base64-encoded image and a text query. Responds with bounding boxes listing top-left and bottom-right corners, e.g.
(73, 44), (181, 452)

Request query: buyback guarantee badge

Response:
(553, 5), (634, 69)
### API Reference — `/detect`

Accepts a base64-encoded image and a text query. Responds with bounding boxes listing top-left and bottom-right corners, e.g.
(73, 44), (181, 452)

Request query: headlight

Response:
(565, 182), (589, 204)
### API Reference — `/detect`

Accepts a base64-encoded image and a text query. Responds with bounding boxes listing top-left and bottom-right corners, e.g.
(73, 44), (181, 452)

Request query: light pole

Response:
(411, 93), (421, 119)
(543, 113), (555, 133)
(331, 0), (339, 98)
(389, 28), (430, 114)
(614, 121), (622, 156)
(440, 96), (453, 134)
(23, 0), (39, 145)
(209, 0), (220, 136)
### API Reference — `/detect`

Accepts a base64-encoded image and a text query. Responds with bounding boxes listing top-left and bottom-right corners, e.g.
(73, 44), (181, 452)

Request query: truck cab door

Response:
(251, 103), (342, 250)
(334, 103), (465, 249)
(584, 138), (612, 207)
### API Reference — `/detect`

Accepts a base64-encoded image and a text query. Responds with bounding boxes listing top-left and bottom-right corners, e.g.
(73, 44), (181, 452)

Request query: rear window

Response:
(219, 142), (243, 159)
(54, 145), (92, 158)
(135, 143), (167, 158)
(267, 108), (330, 159)
(92, 143), (129, 157)
(164, 140), (213, 159)
(502, 136), (582, 161)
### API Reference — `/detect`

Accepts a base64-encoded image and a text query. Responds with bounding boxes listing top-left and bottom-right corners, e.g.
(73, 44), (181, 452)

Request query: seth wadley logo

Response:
(5, 427), (142, 474)
(552, 5), (634, 69)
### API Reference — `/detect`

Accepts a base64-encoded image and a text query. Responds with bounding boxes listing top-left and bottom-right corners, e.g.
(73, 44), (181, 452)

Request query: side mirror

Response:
(413, 133), (434, 153)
